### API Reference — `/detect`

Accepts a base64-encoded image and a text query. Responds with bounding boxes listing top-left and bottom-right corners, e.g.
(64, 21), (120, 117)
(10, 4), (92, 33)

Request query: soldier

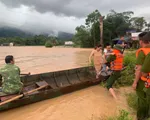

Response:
(0, 55), (23, 95)
(132, 32), (150, 120)
(106, 45), (124, 100)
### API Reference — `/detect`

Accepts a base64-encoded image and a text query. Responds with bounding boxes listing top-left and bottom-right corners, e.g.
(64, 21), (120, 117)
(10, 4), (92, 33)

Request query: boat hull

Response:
(0, 66), (104, 111)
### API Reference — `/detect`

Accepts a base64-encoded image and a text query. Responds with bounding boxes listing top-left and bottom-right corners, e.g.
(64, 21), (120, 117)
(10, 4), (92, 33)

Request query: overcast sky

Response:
(0, 0), (150, 34)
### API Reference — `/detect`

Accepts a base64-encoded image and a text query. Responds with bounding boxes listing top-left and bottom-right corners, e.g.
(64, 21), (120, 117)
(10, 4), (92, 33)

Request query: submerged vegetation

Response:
(45, 40), (53, 48)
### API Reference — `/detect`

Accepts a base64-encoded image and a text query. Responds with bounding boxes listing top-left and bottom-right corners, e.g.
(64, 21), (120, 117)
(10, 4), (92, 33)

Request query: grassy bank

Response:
(116, 51), (136, 87)
(126, 93), (138, 111)
(108, 110), (133, 120)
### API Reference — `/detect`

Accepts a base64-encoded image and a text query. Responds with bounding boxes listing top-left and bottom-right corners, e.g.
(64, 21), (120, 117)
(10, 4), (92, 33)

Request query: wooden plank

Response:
(36, 81), (49, 87)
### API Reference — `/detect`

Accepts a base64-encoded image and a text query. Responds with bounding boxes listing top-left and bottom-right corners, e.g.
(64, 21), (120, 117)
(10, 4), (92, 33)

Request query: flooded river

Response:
(0, 47), (91, 74)
(0, 47), (133, 120)
(0, 86), (132, 120)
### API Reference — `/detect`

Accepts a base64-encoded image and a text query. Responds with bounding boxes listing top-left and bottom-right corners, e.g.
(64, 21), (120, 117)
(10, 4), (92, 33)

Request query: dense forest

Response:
(73, 10), (150, 48)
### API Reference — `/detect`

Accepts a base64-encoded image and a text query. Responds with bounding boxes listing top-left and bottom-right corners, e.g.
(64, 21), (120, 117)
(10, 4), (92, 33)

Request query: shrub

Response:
(123, 52), (136, 68)
(45, 41), (53, 48)
(116, 52), (136, 87)
(128, 48), (136, 52)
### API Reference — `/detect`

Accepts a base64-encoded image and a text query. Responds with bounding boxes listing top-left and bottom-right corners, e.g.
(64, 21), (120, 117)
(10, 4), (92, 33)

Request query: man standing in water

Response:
(132, 32), (150, 120)
(106, 45), (124, 100)
(0, 55), (23, 95)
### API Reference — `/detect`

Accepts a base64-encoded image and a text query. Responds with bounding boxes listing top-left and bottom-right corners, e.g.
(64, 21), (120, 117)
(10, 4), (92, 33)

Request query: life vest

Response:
(136, 48), (150, 88)
(136, 48), (150, 58)
(144, 73), (150, 88)
(110, 49), (123, 71)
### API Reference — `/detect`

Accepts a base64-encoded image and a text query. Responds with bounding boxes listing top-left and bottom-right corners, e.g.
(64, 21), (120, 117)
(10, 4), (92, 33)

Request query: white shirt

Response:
(104, 49), (107, 53)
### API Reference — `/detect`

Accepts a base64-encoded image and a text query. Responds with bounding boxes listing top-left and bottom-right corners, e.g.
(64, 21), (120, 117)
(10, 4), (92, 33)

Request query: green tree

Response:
(105, 10), (134, 36)
(85, 9), (101, 46)
(73, 10), (135, 48)
(145, 22), (150, 31)
(45, 40), (53, 48)
(73, 25), (92, 48)
(131, 17), (146, 31)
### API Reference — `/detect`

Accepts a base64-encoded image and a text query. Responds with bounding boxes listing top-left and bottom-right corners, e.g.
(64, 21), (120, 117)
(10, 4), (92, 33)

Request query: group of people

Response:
(0, 32), (150, 119)
(89, 32), (150, 120)
(133, 32), (150, 120)
(89, 42), (124, 100)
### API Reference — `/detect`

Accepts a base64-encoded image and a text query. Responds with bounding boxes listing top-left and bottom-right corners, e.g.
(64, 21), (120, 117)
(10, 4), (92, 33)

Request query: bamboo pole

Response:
(0, 84), (48, 106)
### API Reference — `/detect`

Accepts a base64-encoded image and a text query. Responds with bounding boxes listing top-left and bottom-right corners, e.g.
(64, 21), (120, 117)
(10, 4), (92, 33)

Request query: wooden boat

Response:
(0, 66), (105, 111)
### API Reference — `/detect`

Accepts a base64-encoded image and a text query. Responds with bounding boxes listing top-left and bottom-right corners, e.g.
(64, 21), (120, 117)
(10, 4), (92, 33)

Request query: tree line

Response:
(73, 10), (150, 48)
(0, 35), (64, 46)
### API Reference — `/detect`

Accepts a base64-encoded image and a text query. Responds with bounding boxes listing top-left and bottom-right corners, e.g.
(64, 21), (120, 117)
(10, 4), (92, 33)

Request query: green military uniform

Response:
(106, 45), (123, 90)
(106, 70), (121, 89)
(142, 53), (150, 73)
(136, 45), (150, 120)
(0, 64), (23, 94)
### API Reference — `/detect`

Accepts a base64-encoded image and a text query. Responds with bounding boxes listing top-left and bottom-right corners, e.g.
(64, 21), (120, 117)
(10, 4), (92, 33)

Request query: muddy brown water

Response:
(0, 47), (91, 74)
(0, 47), (134, 120)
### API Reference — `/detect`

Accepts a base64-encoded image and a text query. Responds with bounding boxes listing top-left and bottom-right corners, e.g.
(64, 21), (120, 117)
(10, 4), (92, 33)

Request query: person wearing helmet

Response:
(106, 45), (124, 100)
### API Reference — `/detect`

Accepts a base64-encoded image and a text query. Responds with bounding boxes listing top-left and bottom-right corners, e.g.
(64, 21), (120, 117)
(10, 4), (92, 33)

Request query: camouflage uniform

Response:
(0, 64), (23, 94)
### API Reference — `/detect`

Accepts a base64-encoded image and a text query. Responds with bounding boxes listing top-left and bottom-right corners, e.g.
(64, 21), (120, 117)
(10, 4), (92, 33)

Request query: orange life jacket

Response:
(145, 73), (150, 88)
(136, 48), (150, 58)
(136, 48), (150, 87)
(110, 49), (123, 71)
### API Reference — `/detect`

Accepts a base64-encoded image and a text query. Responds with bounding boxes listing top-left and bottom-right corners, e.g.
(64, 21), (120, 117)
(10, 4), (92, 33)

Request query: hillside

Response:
(58, 31), (74, 40)
(0, 27), (74, 41)
(0, 27), (33, 38)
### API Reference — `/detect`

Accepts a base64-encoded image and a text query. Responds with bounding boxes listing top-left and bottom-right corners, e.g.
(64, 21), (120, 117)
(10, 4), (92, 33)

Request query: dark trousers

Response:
(136, 80), (150, 120)
(106, 71), (121, 89)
